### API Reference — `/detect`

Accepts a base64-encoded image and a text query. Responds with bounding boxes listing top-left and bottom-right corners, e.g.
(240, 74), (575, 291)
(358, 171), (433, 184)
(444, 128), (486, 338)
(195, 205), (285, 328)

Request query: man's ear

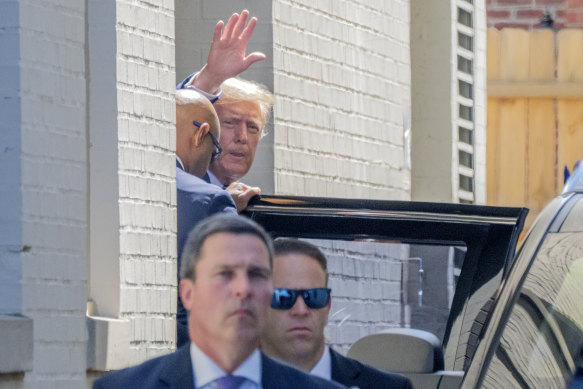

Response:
(192, 122), (211, 147)
(179, 279), (195, 310)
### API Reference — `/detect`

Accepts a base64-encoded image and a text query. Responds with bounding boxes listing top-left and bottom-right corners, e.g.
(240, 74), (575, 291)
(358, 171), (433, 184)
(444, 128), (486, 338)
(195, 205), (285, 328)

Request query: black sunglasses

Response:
(193, 121), (222, 162)
(271, 288), (331, 310)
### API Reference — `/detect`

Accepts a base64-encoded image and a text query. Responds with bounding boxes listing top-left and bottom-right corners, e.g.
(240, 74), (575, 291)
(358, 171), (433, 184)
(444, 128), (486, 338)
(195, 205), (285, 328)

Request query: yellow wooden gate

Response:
(487, 28), (583, 233)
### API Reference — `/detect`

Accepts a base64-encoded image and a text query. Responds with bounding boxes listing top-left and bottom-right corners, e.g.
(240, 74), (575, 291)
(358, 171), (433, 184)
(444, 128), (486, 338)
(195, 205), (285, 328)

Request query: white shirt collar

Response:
(190, 342), (262, 388)
(206, 170), (223, 187)
(176, 156), (185, 170)
(310, 346), (332, 380)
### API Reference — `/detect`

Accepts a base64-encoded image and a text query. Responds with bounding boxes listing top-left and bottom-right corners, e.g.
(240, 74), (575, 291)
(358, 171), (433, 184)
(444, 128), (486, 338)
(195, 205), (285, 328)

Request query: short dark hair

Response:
(273, 238), (329, 285)
(180, 214), (274, 281)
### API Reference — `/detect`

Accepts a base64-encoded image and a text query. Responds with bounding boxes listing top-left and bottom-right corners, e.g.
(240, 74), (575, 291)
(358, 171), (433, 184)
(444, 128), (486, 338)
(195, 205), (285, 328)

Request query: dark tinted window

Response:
(283, 238), (467, 354)
(480, 231), (583, 388)
(458, 32), (473, 51)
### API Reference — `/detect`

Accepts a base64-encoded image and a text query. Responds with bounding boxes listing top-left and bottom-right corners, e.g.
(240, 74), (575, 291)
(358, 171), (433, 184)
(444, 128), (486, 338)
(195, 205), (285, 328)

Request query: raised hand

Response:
(193, 10), (266, 95)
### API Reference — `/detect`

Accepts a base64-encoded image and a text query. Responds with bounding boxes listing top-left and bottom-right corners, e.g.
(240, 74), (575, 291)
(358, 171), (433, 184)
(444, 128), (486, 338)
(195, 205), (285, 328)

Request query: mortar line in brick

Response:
(274, 66), (404, 98)
(116, 23), (175, 44)
(274, 150), (401, 172)
(276, 142), (398, 161)
(118, 142), (176, 154)
(276, 119), (402, 145)
(276, 95), (401, 124)
(118, 172), (176, 184)
(18, 91), (87, 109)
(275, 169), (408, 189)
(118, 198), (176, 206)
(21, 126), (87, 138)
(273, 51), (409, 88)
(120, 255), (175, 261)
(21, 152), (87, 166)
(276, 0), (404, 37)
(22, 216), (86, 227)
(274, 23), (405, 63)
(117, 82), (176, 96)
(119, 225), (176, 234)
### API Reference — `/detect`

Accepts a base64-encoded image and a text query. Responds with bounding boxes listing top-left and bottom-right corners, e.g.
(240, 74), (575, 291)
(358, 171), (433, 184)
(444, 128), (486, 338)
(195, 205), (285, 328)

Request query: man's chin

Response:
(210, 164), (249, 184)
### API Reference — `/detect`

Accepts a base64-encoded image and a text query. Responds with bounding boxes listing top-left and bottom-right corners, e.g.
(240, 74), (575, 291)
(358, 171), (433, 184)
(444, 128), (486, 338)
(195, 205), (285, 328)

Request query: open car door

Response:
(243, 195), (527, 387)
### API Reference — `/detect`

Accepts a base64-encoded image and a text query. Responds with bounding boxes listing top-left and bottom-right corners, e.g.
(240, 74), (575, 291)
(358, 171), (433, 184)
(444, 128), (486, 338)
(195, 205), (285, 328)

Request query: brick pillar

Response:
(1, 0), (88, 387)
(87, 0), (177, 367)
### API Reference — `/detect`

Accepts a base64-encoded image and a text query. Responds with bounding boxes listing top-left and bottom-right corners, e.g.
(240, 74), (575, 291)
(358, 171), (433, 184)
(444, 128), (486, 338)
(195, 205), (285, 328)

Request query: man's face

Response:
(210, 101), (263, 185)
(262, 253), (330, 364)
(181, 232), (272, 354)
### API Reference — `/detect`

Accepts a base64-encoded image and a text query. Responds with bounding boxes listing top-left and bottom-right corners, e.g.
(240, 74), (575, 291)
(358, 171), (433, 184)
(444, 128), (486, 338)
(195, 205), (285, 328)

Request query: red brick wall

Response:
(487, 0), (583, 29)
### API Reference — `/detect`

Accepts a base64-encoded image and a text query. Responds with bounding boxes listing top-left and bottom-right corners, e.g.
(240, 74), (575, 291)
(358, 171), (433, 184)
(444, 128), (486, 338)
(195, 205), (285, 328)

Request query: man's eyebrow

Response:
(249, 265), (271, 273)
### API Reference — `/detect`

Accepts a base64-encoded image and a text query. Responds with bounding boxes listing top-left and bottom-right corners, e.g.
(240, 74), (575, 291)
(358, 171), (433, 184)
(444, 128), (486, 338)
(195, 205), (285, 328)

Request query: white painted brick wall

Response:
(0, 0), (23, 317)
(116, 0), (177, 364)
(1, 0), (177, 385)
(273, 0), (411, 200)
(474, 0), (487, 205)
(14, 0), (88, 387)
(114, 0), (177, 365)
(308, 239), (409, 354)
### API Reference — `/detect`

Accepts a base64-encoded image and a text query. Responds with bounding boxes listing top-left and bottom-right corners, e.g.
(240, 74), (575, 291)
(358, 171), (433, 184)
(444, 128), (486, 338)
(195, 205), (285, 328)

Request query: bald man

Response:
(175, 89), (237, 346)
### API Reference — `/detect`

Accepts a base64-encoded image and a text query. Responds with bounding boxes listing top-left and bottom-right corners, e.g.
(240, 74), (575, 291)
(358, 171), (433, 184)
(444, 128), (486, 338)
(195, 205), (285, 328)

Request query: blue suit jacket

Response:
(176, 75), (192, 90)
(176, 74), (220, 103)
(330, 348), (413, 389)
(93, 345), (347, 389)
(176, 162), (236, 345)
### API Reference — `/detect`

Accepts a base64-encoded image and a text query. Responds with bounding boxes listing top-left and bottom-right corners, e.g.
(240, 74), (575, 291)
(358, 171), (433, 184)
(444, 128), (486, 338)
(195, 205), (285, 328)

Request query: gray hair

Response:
(179, 213), (274, 281)
(217, 77), (275, 132)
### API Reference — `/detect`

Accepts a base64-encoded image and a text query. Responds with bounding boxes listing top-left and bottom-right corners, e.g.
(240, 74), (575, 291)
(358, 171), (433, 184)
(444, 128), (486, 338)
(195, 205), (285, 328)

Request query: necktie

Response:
(215, 375), (246, 389)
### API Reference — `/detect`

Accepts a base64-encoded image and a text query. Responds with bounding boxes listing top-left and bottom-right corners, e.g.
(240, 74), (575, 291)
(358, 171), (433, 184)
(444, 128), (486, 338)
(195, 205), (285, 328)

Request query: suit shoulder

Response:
(93, 353), (170, 389)
(176, 171), (235, 212)
(262, 354), (346, 389)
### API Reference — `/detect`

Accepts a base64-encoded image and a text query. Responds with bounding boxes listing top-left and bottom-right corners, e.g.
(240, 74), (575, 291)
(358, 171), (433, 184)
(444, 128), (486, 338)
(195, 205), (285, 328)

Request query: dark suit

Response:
(330, 348), (413, 389)
(93, 345), (347, 389)
(176, 161), (237, 345)
(176, 74), (220, 103)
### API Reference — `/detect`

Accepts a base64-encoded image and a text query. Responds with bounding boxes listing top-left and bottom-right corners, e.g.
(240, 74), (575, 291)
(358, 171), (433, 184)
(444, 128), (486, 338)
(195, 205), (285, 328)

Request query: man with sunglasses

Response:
(175, 89), (237, 346)
(94, 215), (347, 389)
(262, 238), (413, 389)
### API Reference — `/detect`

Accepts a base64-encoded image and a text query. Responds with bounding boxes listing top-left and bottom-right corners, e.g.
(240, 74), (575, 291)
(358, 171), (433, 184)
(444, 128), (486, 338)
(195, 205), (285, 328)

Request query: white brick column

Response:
(1, 0), (88, 387)
(87, 0), (177, 368)
(410, 0), (486, 204)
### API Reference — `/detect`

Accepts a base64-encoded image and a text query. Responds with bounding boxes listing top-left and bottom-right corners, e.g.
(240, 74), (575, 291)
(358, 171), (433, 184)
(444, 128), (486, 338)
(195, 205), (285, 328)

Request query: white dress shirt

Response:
(310, 346), (332, 381)
(190, 342), (262, 389)
(182, 73), (222, 103)
(176, 156), (185, 170)
(206, 170), (224, 188)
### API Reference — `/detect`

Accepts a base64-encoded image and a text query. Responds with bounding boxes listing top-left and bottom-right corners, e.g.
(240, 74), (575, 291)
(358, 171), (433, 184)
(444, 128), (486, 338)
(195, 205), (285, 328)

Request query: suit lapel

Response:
(261, 353), (280, 388)
(158, 345), (195, 388)
(330, 348), (361, 386)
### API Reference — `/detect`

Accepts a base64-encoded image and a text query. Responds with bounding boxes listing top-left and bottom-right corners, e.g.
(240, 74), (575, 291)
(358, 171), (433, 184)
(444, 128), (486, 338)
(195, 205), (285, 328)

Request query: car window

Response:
(480, 231), (583, 388)
(282, 238), (466, 354)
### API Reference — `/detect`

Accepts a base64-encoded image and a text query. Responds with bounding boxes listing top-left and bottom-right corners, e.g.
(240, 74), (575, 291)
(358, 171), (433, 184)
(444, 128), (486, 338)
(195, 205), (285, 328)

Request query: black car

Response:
(459, 162), (583, 389)
(243, 161), (583, 389)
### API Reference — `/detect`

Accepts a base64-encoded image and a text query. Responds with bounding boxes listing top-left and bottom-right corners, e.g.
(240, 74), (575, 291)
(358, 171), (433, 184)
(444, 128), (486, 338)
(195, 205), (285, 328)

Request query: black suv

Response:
(243, 161), (583, 389)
